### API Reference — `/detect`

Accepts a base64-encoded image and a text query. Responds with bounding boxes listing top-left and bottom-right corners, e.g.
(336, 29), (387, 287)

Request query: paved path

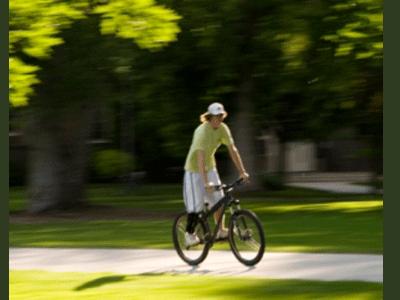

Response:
(287, 182), (375, 194)
(10, 248), (382, 283)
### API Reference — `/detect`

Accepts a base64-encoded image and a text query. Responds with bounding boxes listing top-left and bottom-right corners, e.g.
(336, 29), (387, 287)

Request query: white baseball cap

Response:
(207, 102), (227, 115)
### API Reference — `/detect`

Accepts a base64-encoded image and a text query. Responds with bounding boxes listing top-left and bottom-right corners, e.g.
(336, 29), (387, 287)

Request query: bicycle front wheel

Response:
(229, 209), (265, 266)
(172, 212), (210, 266)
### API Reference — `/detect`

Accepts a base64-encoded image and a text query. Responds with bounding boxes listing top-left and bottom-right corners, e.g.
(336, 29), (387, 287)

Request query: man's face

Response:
(210, 114), (224, 129)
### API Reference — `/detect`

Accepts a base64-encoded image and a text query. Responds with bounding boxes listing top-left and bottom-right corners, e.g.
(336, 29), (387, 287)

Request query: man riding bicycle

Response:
(183, 102), (250, 247)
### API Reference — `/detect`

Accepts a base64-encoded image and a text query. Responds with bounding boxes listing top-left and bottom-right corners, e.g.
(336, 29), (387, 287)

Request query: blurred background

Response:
(9, 0), (382, 213)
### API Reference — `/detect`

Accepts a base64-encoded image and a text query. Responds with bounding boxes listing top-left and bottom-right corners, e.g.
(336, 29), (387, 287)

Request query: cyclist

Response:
(183, 102), (250, 247)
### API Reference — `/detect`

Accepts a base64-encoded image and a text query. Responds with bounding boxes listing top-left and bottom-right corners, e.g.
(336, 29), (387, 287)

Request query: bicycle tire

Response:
(228, 209), (265, 266)
(172, 212), (210, 266)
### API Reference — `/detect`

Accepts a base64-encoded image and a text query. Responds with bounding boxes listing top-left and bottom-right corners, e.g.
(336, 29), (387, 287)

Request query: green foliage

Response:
(94, 0), (180, 50)
(9, 0), (85, 106)
(278, 33), (310, 70)
(9, 0), (85, 58)
(9, 0), (180, 107)
(323, 0), (383, 60)
(9, 58), (39, 106)
(92, 149), (135, 180)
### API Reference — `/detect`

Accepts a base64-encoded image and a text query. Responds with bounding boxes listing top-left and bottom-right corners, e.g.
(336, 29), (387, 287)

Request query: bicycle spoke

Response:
(173, 213), (210, 265)
(245, 238), (261, 250)
(229, 210), (265, 266)
(178, 224), (186, 235)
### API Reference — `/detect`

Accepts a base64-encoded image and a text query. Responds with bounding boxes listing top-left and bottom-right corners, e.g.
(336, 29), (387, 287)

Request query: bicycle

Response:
(172, 178), (265, 266)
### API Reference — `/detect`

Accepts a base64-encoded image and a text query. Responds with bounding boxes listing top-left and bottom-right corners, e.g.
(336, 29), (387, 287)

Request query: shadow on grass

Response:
(75, 275), (127, 291)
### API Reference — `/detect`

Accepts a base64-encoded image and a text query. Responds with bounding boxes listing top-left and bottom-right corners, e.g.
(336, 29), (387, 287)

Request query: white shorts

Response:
(183, 169), (225, 213)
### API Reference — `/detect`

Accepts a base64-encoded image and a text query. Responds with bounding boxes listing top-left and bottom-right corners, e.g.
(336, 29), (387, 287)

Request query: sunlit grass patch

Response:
(10, 270), (383, 300)
(253, 200), (383, 214)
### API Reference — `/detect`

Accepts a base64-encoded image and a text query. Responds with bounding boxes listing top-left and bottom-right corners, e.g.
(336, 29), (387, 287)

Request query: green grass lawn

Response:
(9, 184), (381, 212)
(9, 184), (383, 253)
(10, 270), (383, 300)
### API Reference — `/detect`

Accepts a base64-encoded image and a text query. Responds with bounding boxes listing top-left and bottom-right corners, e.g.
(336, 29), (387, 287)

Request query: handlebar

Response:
(213, 177), (245, 192)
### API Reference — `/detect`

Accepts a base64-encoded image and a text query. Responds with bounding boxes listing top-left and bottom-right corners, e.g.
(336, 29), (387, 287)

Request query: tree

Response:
(123, 0), (382, 182)
(14, 0), (380, 193)
(322, 0), (383, 179)
(9, 0), (180, 212)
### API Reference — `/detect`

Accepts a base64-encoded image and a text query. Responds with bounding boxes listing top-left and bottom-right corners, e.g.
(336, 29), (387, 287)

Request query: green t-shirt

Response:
(184, 122), (234, 172)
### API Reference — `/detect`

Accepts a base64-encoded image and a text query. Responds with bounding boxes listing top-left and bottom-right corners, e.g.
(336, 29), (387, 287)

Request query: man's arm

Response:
(227, 144), (250, 180)
(197, 150), (214, 192)
(197, 150), (207, 184)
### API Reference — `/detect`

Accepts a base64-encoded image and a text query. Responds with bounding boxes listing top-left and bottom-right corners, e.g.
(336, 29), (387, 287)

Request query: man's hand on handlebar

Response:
(205, 175), (249, 193)
(205, 182), (216, 193)
(240, 171), (250, 183)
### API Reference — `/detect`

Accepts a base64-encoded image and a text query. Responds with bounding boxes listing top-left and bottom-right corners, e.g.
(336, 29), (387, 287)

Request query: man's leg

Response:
(186, 213), (198, 234)
(182, 171), (204, 247)
(207, 170), (228, 238)
(213, 207), (226, 230)
(183, 171), (201, 234)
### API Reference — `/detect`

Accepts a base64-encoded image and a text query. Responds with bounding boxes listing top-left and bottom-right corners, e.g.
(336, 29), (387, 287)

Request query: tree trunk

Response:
(27, 105), (94, 213)
(230, 78), (260, 189)
(228, 3), (261, 189)
(24, 17), (108, 213)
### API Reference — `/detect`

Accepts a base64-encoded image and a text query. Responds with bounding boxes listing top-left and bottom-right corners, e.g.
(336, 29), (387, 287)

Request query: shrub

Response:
(259, 173), (285, 191)
(91, 149), (135, 181)
(9, 158), (26, 186)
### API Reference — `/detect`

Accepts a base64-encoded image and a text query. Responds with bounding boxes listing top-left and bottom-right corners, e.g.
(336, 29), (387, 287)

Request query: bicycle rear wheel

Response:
(229, 209), (265, 266)
(172, 212), (210, 266)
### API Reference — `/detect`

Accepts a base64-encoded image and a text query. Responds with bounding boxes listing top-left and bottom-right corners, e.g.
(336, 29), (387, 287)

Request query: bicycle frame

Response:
(197, 190), (240, 246)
